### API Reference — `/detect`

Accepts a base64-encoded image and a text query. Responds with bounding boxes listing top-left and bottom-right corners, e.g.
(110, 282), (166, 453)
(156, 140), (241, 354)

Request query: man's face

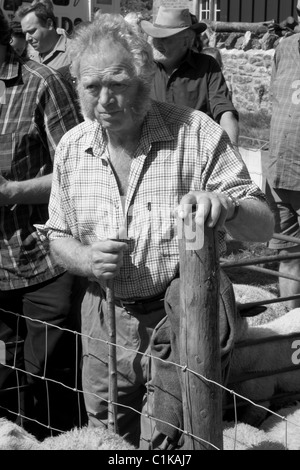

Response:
(21, 11), (53, 54)
(151, 31), (190, 68)
(78, 40), (146, 132)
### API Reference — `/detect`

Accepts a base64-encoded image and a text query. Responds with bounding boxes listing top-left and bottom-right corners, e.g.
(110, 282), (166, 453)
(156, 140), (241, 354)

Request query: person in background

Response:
(9, 20), (27, 57)
(40, 14), (274, 449)
(263, 32), (300, 309)
(0, 9), (86, 439)
(140, 7), (239, 147)
(16, 2), (70, 69)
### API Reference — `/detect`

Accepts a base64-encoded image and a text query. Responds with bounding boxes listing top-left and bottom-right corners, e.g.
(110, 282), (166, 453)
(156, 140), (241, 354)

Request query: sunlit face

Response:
(21, 11), (54, 54)
(151, 31), (190, 68)
(10, 34), (27, 56)
(78, 41), (146, 134)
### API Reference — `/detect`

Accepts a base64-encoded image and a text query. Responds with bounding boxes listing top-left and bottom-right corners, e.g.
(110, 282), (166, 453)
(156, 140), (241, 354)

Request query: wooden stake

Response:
(106, 279), (118, 434)
(178, 217), (223, 450)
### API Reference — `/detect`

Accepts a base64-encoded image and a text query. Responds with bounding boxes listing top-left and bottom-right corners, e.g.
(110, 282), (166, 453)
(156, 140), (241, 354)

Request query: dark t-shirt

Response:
(150, 51), (238, 123)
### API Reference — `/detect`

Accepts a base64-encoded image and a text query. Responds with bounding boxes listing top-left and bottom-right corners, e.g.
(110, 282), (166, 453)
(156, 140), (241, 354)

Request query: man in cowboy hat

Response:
(140, 7), (239, 146)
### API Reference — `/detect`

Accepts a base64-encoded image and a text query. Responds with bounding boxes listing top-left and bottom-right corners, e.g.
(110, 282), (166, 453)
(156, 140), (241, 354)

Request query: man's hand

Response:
(176, 191), (236, 229)
(90, 239), (128, 280)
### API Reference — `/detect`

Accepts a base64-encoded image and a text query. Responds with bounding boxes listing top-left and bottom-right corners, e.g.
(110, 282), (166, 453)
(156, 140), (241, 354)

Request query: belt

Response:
(114, 292), (165, 308)
(100, 288), (165, 309)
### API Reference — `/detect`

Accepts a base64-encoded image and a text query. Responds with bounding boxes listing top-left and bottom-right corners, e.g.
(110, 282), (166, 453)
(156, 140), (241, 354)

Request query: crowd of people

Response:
(1, 0), (296, 450)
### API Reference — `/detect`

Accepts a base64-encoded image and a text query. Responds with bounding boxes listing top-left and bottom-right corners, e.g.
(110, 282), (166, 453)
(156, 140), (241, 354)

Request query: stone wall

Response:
(205, 31), (286, 117)
(221, 48), (274, 116)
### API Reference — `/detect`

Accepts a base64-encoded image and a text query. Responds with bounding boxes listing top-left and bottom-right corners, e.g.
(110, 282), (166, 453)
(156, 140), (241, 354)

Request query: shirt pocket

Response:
(149, 202), (178, 257)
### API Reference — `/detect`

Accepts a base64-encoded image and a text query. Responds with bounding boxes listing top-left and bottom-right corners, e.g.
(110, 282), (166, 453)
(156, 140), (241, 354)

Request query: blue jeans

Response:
(0, 272), (87, 439)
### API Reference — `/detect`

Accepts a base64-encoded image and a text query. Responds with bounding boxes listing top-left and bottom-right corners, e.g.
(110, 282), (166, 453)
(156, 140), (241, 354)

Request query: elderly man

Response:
(140, 7), (239, 146)
(41, 14), (274, 449)
(16, 2), (70, 69)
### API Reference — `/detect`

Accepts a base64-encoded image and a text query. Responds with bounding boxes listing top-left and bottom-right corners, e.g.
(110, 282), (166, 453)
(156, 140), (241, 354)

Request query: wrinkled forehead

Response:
(79, 40), (135, 80)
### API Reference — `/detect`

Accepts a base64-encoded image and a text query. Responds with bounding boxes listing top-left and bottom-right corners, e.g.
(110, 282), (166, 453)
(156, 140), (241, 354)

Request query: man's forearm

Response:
(50, 238), (92, 278)
(219, 111), (239, 146)
(0, 174), (53, 205)
(226, 198), (275, 242)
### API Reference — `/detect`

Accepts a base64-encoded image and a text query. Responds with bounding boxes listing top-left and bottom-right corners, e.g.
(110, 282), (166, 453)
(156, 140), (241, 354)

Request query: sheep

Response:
(0, 417), (285, 451)
(226, 308), (300, 426)
(0, 418), (38, 450)
(41, 425), (136, 450)
(223, 422), (285, 450)
(0, 418), (135, 450)
(260, 402), (300, 450)
(233, 283), (288, 328)
(224, 403), (300, 450)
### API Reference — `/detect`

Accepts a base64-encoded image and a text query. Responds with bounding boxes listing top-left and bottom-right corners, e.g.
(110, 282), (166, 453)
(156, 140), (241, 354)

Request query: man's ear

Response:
(185, 33), (195, 50)
(46, 18), (54, 30)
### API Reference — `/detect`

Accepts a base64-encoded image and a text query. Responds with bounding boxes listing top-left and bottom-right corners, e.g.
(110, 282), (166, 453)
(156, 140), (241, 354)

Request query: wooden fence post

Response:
(178, 217), (223, 450)
(106, 279), (119, 434)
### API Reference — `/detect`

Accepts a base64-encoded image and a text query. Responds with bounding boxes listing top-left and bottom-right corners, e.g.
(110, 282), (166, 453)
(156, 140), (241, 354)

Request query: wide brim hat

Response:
(140, 7), (207, 38)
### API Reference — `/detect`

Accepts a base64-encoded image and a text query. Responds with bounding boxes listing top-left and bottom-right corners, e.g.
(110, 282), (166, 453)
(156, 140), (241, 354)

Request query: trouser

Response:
(0, 272), (87, 439)
(81, 281), (166, 448)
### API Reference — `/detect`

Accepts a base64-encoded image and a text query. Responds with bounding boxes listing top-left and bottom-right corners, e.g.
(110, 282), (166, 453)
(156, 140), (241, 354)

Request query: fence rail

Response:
(1, 229), (300, 449)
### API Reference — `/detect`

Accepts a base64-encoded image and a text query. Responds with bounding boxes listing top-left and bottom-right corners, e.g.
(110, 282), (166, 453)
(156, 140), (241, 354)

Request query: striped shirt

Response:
(44, 100), (266, 300)
(0, 48), (82, 290)
(266, 33), (300, 190)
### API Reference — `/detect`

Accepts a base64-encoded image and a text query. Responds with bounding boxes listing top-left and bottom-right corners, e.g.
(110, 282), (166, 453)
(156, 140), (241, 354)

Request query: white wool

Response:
(0, 418), (38, 450)
(40, 425), (135, 450)
(233, 283), (288, 328)
(260, 403), (300, 451)
(0, 419), (135, 450)
(0, 417), (288, 451)
(223, 422), (285, 450)
(228, 309), (300, 425)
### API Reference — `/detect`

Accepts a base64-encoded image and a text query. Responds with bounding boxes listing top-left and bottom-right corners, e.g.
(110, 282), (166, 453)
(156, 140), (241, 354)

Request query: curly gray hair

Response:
(69, 13), (155, 91)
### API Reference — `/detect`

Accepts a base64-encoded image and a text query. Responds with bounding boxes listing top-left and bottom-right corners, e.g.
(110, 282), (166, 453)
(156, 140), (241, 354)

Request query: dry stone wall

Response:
(206, 31), (289, 117)
(221, 48), (274, 116)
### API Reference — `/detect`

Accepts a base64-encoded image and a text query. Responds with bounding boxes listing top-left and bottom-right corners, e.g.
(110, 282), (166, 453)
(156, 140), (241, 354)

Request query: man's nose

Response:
(98, 87), (113, 106)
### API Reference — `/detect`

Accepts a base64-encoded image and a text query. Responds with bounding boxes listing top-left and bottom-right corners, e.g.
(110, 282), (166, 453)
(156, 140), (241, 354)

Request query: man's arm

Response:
(0, 174), (52, 206)
(50, 237), (128, 280)
(225, 197), (274, 242)
(177, 191), (274, 243)
(219, 111), (239, 147)
(205, 55), (239, 144)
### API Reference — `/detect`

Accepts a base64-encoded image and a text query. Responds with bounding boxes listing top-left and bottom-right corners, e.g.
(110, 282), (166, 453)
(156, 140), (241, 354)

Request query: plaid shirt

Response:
(0, 48), (82, 290)
(266, 33), (300, 190)
(44, 100), (266, 300)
